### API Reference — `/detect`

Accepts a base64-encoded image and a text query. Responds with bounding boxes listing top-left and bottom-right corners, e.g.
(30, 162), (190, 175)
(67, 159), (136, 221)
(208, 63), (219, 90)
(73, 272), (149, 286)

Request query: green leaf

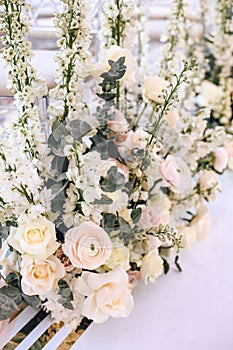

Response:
(51, 192), (66, 213)
(91, 195), (113, 205)
(52, 121), (69, 142)
(57, 280), (74, 310)
(0, 286), (22, 320)
(22, 294), (41, 308)
(101, 166), (126, 192)
(131, 208), (142, 224)
(69, 120), (92, 141)
(0, 294), (18, 320)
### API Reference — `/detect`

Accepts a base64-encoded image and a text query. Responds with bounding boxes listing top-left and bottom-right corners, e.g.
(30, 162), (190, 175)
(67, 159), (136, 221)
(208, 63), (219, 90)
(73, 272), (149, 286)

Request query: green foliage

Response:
(57, 280), (74, 310)
(131, 208), (142, 224)
(0, 286), (22, 320)
(97, 57), (126, 102)
(100, 166), (126, 192)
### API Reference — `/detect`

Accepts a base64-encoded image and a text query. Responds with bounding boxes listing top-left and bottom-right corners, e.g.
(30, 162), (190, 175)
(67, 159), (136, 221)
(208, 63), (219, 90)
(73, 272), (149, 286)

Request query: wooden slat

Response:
(42, 325), (73, 349)
(14, 315), (53, 350)
(0, 307), (39, 349)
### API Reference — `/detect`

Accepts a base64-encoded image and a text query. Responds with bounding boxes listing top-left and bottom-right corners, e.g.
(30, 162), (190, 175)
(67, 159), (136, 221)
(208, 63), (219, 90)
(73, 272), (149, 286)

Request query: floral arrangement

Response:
(0, 0), (231, 331)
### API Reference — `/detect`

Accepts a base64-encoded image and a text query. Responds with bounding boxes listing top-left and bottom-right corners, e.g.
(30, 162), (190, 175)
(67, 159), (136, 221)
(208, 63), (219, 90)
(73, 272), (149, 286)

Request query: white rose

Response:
(213, 147), (228, 173)
(140, 249), (164, 284)
(7, 217), (59, 259)
(104, 246), (130, 271)
(62, 222), (112, 270)
(76, 265), (134, 323)
(160, 155), (192, 194)
(143, 76), (169, 104)
(198, 170), (220, 201)
(21, 254), (65, 296)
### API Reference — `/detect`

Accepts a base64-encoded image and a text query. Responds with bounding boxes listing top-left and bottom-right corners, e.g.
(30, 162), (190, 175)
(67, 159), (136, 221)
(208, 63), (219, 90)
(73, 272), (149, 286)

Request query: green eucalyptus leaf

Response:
(22, 294), (41, 308)
(131, 208), (142, 224)
(70, 120), (92, 141)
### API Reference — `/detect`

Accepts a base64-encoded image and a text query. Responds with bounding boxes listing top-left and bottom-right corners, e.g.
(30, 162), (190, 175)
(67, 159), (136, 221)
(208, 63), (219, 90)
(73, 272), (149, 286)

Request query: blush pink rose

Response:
(63, 222), (112, 270)
(213, 147), (228, 172)
(160, 155), (192, 194)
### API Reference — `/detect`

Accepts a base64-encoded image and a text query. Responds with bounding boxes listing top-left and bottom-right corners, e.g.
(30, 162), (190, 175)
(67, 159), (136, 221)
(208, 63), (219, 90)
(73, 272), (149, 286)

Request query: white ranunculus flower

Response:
(7, 217), (59, 259)
(62, 221), (112, 270)
(213, 147), (228, 173)
(198, 170), (220, 201)
(143, 76), (169, 104)
(140, 249), (164, 284)
(21, 254), (65, 296)
(160, 155), (192, 194)
(104, 245), (130, 271)
(76, 265), (134, 323)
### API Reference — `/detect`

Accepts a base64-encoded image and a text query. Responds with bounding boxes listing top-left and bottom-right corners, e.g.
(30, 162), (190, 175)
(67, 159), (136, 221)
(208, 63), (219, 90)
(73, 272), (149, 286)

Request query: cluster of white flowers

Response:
(99, 0), (136, 50)
(48, 0), (92, 123)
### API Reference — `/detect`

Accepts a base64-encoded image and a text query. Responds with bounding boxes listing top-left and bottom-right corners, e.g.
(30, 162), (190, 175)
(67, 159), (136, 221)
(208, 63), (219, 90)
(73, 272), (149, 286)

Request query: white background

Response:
(75, 172), (233, 350)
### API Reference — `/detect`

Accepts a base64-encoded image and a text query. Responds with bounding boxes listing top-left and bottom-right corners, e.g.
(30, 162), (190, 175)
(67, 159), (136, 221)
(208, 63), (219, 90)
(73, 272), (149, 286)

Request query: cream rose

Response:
(198, 170), (220, 201)
(191, 205), (212, 240)
(62, 222), (112, 270)
(76, 265), (134, 323)
(21, 254), (65, 296)
(139, 205), (170, 230)
(213, 147), (229, 173)
(104, 245), (130, 271)
(197, 80), (222, 107)
(160, 155), (192, 194)
(179, 225), (197, 248)
(143, 76), (169, 104)
(7, 217), (59, 259)
(140, 249), (164, 284)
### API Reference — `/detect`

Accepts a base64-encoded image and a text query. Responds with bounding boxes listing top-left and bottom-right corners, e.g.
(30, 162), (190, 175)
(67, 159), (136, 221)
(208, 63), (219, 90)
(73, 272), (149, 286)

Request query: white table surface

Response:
(74, 172), (233, 350)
